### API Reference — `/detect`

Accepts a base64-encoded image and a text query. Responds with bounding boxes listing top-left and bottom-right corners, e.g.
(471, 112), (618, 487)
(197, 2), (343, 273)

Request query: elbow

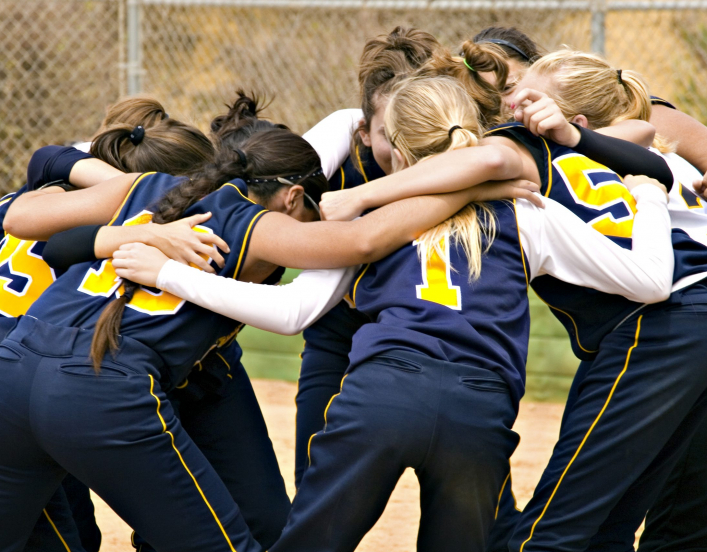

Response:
(354, 234), (379, 264)
(485, 148), (509, 176)
(636, 276), (672, 304)
(2, 208), (24, 238)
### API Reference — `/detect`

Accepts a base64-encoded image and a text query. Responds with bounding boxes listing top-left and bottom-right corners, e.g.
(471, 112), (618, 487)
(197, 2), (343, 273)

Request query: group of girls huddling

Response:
(1, 21), (707, 552)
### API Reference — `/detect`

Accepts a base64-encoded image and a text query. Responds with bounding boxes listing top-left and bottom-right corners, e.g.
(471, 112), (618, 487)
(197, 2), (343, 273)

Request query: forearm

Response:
(94, 225), (156, 258)
(157, 261), (355, 334)
(4, 173), (139, 240)
(573, 126), (674, 189)
(252, 187), (484, 269)
(355, 144), (521, 211)
(595, 120), (655, 148)
(651, 105), (707, 174)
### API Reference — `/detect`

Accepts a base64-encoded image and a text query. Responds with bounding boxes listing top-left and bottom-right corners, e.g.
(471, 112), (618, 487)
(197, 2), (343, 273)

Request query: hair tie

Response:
(448, 125), (463, 139)
(617, 69), (623, 85)
(129, 126), (145, 146)
(476, 38), (531, 61)
(233, 148), (247, 165)
(162, 112), (169, 119)
(463, 59), (476, 73)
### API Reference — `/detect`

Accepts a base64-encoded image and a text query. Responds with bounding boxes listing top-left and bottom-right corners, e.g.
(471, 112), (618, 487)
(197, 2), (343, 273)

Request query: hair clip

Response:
(448, 125), (463, 138)
(129, 125), (145, 146)
(476, 38), (531, 61)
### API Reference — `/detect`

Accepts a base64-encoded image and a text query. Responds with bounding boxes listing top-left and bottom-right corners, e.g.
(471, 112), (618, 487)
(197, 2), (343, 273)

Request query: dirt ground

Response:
(94, 379), (567, 551)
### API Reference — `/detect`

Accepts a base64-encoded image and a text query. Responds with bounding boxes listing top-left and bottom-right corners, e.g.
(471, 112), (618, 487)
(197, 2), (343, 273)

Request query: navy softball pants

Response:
(132, 357), (291, 552)
(508, 283), (707, 552)
(272, 350), (520, 552)
(0, 316), (261, 552)
(296, 301), (366, 487)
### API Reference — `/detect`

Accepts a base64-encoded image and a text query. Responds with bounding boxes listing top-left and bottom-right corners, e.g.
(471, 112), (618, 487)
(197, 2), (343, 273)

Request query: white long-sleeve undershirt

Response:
(302, 109), (362, 180)
(156, 183), (672, 335)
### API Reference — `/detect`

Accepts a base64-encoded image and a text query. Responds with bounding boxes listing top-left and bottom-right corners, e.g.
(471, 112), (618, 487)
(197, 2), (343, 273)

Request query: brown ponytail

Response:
(89, 94), (327, 370)
(93, 96), (168, 136)
(418, 41), (509, 129)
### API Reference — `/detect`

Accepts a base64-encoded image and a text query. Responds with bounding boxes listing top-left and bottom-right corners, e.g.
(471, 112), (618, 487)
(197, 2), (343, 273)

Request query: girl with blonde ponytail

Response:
(113, 75), (674, 552)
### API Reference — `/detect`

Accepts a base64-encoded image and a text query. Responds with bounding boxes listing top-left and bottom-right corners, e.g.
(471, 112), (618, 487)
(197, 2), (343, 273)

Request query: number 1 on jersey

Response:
(415, 235), (461, 310)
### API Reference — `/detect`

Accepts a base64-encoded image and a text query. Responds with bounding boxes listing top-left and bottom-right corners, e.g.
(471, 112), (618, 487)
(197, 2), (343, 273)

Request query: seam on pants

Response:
(495, 473), (511, 519)
(519, 315), (643, 552)
(307, 374), (348, 468)
(43, 509), (72, 552)
(148, 375), (238, 552)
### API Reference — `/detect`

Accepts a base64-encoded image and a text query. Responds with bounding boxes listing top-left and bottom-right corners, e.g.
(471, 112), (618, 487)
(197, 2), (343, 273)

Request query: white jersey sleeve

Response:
(303, 109), (363, 180)
(156, 262), (357, 335)
(516, 183), (673, 303)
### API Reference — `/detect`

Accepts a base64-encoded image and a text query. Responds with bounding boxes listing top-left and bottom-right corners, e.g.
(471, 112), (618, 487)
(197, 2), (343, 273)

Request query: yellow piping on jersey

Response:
(350, 264), (371, 307)
(233, 210), (268, 280)
(307, 374), (349, 467)
(355, 146), (369, 183)
(541, 137), (553, 197)
(519, 315), (642, 552)
(339, 166), (345, 190)
(512, 199), (529, 287)
(148, 375), (238, 552)
(215, 351), (231, 372)
(43, 509), (72, 552)
(108, 172), (156, 226)
(221, 181), (257, 205)
(532, 291), (598, 355)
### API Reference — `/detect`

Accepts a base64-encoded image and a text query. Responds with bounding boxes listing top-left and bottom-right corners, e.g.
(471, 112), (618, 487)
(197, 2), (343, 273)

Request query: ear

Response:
(283, 184), (305, 215)
(570, 114), (589, 128)
(392, 147), (408, 172)
(359, 126), (372, 148)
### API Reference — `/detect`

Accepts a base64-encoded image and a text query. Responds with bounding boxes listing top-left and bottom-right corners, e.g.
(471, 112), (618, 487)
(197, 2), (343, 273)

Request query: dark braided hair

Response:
(90, 94), (327, 371)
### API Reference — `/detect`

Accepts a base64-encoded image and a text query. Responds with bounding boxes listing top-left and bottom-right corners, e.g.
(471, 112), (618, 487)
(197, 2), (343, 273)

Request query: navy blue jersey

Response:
(27, 172), (271, 390)
(348, 200), (530, 407)
(487, 123), (707, 359)
(327, 146), (385, 192)
(0, 185), (59, 318)
(651, 95), (676, 110)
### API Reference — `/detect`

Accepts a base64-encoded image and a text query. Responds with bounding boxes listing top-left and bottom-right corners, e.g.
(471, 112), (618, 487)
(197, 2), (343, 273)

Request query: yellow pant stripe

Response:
(149, 375), (238, 552)
(43, 509), (71, 552)
(495, 472), (511, 519)
(307, 374), (349, 468)
(519, 315), (642, 552)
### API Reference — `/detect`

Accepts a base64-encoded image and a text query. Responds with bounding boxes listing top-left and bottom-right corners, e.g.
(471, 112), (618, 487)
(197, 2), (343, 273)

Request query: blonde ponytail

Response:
(385, 76), (497, 280)
(528, 50), (674, 152)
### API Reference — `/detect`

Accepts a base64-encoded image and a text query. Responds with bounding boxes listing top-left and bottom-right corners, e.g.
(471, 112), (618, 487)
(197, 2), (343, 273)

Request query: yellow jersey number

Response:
(415, 235), (461, 310)
(77, 210), (212, 316)
(553, 153), (636, 239)
(0, 236), (56, 317)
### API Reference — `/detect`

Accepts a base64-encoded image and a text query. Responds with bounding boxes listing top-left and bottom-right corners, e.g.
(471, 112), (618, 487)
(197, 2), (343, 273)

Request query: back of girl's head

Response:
(358, 27), (443, 132)
(385, 75), (482, 167)
(210, 89), (289, 152)
(385, 75), (496, 280)
(528, 50), (652, 129)
(95, 96), (169, 135)
(90, 118), (215, 175)
(418, 41), (509, 129)
(91, 118), (326, 371)
(473, 26), (542, 65)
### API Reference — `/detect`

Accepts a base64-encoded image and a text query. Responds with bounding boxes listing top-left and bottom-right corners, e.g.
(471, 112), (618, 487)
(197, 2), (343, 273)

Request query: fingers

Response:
(195, 243), (224, 269)
(183, 212), (213, 228)
(511, 88), (548, 109)
(197, 232), (230, 254)
(186, 251), (216, 273)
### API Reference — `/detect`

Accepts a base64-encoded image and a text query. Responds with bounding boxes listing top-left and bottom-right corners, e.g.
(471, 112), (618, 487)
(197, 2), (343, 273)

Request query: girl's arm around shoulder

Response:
(156, 261), (357, 335)
(303, 109), (363, 180)
(516, 177), (673, 304)
(4, 173), (140, 240)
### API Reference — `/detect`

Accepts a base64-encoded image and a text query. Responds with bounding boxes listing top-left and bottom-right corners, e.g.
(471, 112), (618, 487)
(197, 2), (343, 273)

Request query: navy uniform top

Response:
(0, 185), (60, 318)
(348, 200), (530, 408)
(327, 145), (386, 192)
(302, 146), (382, 356)
(486, 123), (707, 359)
(28, 172), (272, 390)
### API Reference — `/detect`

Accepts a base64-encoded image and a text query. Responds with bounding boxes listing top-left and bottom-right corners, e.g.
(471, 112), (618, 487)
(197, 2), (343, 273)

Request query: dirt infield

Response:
(95, 379), (565, 551)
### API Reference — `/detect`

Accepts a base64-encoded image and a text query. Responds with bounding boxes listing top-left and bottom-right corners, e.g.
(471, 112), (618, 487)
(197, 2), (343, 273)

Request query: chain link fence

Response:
(2, 0), (707, 194)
